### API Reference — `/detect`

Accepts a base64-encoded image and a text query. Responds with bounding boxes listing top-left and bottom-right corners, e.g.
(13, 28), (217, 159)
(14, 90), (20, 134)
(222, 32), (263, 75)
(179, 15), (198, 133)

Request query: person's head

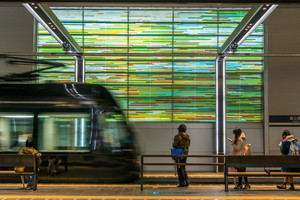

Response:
(178, 124), (187, 133)
(282, 129), (291, 139)
(26, 138), (33, 147)
(233, 127), (242, 140)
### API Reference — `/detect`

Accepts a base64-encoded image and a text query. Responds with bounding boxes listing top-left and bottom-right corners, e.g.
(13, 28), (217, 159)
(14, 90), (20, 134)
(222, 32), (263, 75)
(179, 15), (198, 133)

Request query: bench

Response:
(140, 154), (225, 191)
(0, 154), (38, 190)
(224, 155), (300, 192)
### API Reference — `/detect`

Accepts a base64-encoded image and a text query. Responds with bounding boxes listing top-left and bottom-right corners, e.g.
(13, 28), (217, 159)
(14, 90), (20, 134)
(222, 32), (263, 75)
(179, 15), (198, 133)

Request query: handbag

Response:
(14, 166), (25, 173)
(171, 148), (184, 160)
(244, 144), (252, 155)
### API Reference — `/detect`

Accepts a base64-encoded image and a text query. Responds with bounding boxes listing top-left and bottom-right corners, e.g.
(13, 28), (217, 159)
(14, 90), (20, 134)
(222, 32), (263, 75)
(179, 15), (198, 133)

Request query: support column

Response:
(216, 56), (227, 156)
(75, 56), (85, 83)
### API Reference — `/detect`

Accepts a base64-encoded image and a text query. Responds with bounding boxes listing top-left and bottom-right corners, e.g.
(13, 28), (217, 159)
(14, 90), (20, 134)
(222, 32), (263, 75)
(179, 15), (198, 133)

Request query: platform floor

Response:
(0, 183), (300, 200)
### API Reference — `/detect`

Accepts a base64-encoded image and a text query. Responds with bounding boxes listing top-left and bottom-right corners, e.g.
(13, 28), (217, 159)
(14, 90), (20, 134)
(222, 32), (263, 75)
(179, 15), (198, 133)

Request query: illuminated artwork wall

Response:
(37, 8), (263, 122)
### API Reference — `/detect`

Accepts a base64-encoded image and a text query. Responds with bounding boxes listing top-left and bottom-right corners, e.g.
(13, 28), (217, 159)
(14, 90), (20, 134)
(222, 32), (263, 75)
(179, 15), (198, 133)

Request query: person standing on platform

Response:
(173, 124), (190, 187)
(229, 127), (250, 190)
(277, 130), (300, 190)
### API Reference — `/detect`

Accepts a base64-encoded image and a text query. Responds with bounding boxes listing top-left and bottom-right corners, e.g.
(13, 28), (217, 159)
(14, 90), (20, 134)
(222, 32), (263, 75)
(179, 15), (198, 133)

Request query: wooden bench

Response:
(0, 154), (38, 190)
(224, 155), (300, 192)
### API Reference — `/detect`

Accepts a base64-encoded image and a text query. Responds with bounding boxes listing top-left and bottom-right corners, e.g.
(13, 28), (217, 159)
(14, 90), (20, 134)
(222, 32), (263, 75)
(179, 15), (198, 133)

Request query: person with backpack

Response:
(277, 130), (300, 190)
(172, 124), (190, 188)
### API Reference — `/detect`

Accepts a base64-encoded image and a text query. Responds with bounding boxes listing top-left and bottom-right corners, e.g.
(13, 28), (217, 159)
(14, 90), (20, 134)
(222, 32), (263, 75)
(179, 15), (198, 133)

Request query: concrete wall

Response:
(0, 5), (34, 75)
(267, 7), (300, 155)
(1, 4), (300, 171)
(267, 7), (300, 115)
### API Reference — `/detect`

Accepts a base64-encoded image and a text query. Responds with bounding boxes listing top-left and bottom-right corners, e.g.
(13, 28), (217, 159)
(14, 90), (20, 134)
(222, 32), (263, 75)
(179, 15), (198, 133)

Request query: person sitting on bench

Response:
(18, 138), (42, 189)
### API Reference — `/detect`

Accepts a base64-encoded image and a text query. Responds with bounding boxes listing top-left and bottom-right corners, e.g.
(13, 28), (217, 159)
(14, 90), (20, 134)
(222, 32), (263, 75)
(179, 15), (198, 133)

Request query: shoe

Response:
(289, 186), (295, 190)
(234, 185), (242, 190)
(177, 184), (185, 187)
(184, 184), (189, 188)
(243, 184), (251, 189)
(26, 185), (33, 190)
(277, 184), (286, 189)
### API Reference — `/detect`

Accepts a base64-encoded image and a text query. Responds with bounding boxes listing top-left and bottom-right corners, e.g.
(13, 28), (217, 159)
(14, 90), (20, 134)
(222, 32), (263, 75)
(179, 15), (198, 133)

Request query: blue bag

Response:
(291, 141), (300, 155)
(171, 148), (183, 160)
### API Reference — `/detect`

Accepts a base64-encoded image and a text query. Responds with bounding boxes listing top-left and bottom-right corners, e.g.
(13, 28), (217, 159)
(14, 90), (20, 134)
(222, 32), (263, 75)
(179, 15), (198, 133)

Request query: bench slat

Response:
(228, 172), (300, 176)
(0, 171), (34, 175)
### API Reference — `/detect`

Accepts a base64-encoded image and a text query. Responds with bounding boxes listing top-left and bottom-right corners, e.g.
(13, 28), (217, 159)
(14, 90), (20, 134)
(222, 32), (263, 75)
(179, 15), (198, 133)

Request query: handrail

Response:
(140, 154), (225, 191)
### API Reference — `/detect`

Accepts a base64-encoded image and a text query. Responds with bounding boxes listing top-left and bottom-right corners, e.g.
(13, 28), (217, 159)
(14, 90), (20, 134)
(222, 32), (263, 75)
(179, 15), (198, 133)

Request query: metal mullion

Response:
(126, 7), (130, 120)
(171, 8), (175, 122)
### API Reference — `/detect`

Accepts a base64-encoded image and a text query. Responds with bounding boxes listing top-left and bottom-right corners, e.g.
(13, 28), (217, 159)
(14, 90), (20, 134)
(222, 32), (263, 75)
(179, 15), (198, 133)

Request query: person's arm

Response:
(33, 149), (42, 157)
(184, 136), (190, 154)
(18, 147), (24, 155)
(173, 135), (180, 148)
(233, 139), (245, 152)
(280, 141), (291, 155)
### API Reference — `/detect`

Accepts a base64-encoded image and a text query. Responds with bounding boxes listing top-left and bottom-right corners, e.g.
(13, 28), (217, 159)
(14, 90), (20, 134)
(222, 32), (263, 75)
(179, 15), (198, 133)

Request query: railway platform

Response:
(1, 173), (300, 200)
(0, 172), (300, 200)
(1, 183), (300, 200)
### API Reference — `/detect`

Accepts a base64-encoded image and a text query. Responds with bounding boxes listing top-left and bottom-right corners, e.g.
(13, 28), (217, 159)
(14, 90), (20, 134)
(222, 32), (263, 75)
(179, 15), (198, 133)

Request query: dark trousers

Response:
(236, 167), (248, 185)
(176, 157), (189, 186)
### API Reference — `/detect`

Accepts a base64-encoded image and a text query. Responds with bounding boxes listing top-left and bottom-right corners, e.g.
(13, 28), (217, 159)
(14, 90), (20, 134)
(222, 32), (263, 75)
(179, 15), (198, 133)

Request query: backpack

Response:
(290, 141), (300, 155)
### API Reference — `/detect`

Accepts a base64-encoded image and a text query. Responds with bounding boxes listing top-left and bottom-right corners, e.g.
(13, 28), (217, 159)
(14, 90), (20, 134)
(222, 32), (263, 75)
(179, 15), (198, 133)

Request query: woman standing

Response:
(230, 127), (250, 190)
(277, 130), (300, 190)
(173, 124), (190, 187)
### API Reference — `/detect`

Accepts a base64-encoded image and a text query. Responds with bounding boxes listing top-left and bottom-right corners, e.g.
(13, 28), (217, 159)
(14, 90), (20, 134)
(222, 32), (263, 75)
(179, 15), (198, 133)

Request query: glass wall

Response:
(37, 7), (263, 123)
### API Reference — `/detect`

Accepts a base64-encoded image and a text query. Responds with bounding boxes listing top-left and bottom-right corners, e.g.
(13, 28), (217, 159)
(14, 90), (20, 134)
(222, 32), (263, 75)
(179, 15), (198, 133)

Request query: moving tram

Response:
(0, 83), (139, 183)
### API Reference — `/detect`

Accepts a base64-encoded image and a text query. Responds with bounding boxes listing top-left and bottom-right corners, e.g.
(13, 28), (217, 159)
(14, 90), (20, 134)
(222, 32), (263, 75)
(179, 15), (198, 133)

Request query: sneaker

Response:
(234, 185), (242, 190)
(289, 186), (295, 190)
(277, 184), (286, 189)
(26, 185), (33, 190)
(177, 184), (185, 188)
(243, 184), (251, 189)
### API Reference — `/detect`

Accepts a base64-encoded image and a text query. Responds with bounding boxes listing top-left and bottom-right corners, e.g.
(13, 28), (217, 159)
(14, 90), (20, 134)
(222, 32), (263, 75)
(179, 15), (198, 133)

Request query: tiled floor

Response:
(0, 183), (300, 200)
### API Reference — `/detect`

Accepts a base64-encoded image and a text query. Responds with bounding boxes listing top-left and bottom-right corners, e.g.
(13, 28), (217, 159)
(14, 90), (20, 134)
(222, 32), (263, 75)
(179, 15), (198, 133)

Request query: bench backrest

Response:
(226, 155), (300, 168)
(0, 154), (36, 168)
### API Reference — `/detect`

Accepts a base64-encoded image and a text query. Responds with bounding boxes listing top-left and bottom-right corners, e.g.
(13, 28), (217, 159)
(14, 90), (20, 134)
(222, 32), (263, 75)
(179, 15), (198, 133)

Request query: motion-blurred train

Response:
(0, 84), (139, 183)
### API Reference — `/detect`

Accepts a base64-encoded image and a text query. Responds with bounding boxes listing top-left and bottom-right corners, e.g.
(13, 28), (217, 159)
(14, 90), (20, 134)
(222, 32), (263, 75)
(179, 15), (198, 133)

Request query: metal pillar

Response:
(75, 56), (85, 83)
(216, 4), (278, 157)
(216, 56), (227, 156)
(23, 3), (85, 83)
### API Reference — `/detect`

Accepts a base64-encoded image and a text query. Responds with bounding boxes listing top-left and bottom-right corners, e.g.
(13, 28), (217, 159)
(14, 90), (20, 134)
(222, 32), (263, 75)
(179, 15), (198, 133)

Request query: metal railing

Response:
(140, 154), (225, 191)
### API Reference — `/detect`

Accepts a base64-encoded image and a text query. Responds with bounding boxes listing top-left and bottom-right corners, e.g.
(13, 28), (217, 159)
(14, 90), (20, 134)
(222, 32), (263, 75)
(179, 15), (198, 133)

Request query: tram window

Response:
(38, 113), (90, 152)
(0, 113), (33, 152)
(97, 112), (131, 152)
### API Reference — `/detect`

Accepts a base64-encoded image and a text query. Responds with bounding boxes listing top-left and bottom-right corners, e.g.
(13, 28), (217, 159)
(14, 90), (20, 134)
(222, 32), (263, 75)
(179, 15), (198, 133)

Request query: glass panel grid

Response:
(37, 7), (264, 123)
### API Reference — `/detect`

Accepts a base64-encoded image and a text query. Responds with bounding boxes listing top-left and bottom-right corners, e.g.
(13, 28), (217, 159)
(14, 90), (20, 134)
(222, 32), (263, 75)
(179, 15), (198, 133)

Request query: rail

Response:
(140, 154), (225, 191)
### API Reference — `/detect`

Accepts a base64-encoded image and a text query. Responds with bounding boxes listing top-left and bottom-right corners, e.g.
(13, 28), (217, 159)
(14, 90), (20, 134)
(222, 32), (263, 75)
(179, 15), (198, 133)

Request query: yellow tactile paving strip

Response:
(0, 183), (286, 187)
(0, 195), (299, 199)
(0, 184), (299, 200)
